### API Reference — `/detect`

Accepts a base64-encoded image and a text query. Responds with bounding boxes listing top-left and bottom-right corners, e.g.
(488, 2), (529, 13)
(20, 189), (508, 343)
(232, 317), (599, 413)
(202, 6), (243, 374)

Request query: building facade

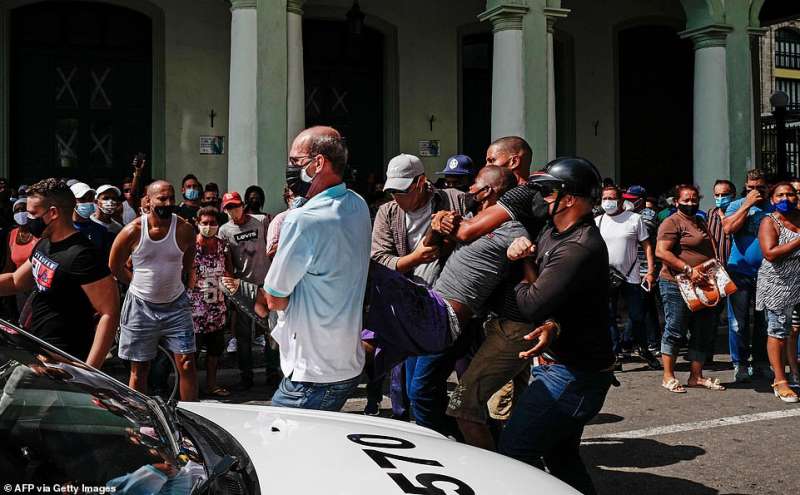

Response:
(0, 0), (793, 211)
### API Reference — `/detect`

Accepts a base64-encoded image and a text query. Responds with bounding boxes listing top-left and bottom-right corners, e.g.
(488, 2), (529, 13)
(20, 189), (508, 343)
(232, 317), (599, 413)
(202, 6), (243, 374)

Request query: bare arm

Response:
(0, 260), (34, 296)
(722, 191), (759, 235)
(108, 223), (137, 285)
(759, 216), (800, 262)
(451, 204), (511, 243)
(641, 238), (656, 284)
(82, 275), (121, 369)
(128, 157), (144, 210)
(265, 291), (288, 312)
(176, 222), (197, 282)
(655, 238), (685, 274)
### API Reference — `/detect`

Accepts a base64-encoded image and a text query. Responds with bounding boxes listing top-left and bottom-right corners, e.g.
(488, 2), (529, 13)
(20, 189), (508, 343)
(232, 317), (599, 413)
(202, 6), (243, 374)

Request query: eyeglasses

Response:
(288, 155), (315, 167)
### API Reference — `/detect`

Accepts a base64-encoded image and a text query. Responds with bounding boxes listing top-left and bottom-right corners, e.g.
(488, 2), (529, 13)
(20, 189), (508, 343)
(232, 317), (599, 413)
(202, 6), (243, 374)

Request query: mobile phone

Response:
(134, 152), (146, 167)
(640, 279), (651, 292)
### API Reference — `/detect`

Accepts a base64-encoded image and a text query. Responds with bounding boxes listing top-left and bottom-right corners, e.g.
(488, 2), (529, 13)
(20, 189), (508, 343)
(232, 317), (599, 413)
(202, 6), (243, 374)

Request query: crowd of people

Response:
(1, 125), (800, 494)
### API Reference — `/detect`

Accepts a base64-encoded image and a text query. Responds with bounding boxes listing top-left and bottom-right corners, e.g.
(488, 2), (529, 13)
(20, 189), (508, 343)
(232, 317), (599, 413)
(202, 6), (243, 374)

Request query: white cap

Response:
(70, 182), (95, 200)
(96, 184), (121, 198)
(383, 154), (425, 192)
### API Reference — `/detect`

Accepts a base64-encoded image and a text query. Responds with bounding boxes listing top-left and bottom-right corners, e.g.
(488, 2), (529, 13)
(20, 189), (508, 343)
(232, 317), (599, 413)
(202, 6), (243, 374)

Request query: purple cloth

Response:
(362, 261), (452, 378)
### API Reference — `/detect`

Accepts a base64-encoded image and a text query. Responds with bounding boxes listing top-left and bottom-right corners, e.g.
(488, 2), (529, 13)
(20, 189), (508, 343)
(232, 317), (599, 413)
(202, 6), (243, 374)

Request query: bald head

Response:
(290, 126), (348, 175)
(489, 136), (532, 166)
(476, 165), (514, 196)
(147, 180), (173, 198)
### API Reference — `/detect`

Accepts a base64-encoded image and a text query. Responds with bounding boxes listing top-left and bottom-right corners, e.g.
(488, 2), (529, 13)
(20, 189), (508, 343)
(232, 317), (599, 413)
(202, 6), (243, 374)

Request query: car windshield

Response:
(0, 319), (200, 488)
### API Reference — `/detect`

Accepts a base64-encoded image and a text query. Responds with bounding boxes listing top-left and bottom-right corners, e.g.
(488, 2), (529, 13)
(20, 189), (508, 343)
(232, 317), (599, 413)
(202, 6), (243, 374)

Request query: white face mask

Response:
(13, 212), (28, 226)
(623, 200), (635, 211)
(99, 199), (117, 215)
(198, 225), (219, 238)
(601, 199), (619, 214)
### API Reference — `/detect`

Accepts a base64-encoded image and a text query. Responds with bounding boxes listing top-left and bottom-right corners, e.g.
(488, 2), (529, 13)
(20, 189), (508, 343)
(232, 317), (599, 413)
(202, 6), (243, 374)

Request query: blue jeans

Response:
(498, 365), (613, 495)
(609, 282), (646, 353)
(659, 280), (716, 362)
(271, 374), (360, 411)
(726, 272), (768, 366)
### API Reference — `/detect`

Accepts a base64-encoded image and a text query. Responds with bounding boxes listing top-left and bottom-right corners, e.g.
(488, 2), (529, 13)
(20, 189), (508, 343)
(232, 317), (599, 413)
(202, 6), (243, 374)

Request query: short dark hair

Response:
(676, 183), (701, 198)
(746, 168), (768, 183)
(713, 179), (736, 195)
(182, 174), (200, 188)
(27, 178), (75, 214)
(197, 206), (221, 223)
(307, 134), (349, 176)
(769, 181), (797, 198)
(204, 182), (219, 193)
(602, 185), (621, 198)
(244, 185), (265, 205)
(491, 136), (532, 167)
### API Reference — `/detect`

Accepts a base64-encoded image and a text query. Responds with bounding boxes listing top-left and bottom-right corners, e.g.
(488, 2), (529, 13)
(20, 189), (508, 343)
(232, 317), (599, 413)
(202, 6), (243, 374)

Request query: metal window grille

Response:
(776, 28), (800, 70)
(777, 78), (800, 111)
(761, 114), (800, 177)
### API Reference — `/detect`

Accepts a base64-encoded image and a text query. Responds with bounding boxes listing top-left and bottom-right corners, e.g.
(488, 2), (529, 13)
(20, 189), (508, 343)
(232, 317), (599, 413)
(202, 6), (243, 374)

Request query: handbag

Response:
(674, 219), (738, 312)
(599, 214), (637, 289)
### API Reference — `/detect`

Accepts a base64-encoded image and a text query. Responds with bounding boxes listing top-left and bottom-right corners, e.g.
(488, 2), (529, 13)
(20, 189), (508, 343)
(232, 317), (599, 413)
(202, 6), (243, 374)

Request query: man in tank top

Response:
(109, 180), (199, 401)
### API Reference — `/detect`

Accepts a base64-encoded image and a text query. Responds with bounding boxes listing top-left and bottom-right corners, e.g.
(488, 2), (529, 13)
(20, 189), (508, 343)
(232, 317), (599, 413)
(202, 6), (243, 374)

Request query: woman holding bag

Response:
(655, 184), (725, 393)
(756, 182), (800, 403)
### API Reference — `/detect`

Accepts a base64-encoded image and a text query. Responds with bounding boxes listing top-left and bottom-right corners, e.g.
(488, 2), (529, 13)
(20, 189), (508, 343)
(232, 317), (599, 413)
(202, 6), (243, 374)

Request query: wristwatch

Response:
(682, 265), (693, 276)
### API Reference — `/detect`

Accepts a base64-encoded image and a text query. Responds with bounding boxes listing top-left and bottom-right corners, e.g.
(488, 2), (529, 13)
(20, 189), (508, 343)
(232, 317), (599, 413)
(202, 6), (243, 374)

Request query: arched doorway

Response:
(303, 19), (383, 194)
(9, 1), (152, 186)
(617, 24), (693, 197)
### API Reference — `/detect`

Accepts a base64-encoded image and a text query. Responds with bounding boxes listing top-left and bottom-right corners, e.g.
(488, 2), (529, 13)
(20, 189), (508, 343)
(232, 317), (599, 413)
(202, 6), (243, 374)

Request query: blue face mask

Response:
(715, 195), (733, 210)
(775, 198), (796, 214)
(75, 202), (95, 219)
(184, 188), (200, 201)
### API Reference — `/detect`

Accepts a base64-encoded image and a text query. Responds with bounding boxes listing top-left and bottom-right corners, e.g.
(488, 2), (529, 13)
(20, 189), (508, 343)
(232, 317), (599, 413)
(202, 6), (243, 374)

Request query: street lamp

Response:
(771, 90), (789, 179)
(346, 0), (365, 37)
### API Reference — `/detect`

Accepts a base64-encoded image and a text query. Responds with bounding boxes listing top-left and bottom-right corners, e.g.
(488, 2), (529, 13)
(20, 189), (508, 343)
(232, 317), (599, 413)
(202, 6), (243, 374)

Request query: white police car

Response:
(0, 321), (578, 494)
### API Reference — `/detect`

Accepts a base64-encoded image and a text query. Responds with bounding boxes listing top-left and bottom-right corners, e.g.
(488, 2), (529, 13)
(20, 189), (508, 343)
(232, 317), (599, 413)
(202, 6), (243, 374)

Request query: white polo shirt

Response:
(264, 183), (371, 383)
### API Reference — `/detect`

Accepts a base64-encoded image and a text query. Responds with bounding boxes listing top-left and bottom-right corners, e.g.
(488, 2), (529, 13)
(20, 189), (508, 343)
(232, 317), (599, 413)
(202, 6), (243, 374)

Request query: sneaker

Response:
(363, 401), (380, 416)
(230, 377), (254, 392)
(648, 345), (661, 358)
(613, 355), (623, 372)
(734, 364), (751, 383)
(637, 347), (662, 370)
(253, 335), (266, 347)
(226, 337), (238, 354)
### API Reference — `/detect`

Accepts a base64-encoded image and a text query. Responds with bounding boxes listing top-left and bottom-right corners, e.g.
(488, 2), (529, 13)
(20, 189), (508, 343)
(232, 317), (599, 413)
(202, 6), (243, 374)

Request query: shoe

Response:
(751, 364), (774, 381)
(648, 345), (661, 358)
(734, 364), (751, 383)
(363, 401), (380, 416)
(613, 356), (623, 372)
(226, 337), (238, 354)
(253, 335), (266, 347)
(230, 378), (253, 392)
(637, 347), (662, 370)
(772, 380), (800, 403)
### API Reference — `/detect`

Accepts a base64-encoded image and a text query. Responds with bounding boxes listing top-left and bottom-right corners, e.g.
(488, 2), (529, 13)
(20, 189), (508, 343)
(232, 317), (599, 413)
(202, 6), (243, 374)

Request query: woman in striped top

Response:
(756, 182), (800, 403)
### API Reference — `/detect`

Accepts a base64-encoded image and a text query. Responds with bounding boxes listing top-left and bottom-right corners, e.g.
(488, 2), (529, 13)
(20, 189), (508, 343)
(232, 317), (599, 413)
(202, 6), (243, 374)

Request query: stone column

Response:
(680, 25), (733, 210)
(544, 7), (569, 161)
(227, 0), (259, 193)
(479, 4), (528, 141)
(287, 0), (305, 147)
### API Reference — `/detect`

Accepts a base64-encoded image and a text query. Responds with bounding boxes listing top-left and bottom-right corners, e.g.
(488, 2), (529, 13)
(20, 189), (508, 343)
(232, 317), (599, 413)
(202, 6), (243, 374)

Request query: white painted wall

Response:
(559, 0), (686, 180)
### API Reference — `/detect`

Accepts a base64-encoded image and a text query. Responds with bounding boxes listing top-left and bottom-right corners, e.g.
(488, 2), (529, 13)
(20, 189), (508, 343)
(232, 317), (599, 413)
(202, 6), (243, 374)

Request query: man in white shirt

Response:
(258, 126), (371, 411)
(597, 185), (660, 370)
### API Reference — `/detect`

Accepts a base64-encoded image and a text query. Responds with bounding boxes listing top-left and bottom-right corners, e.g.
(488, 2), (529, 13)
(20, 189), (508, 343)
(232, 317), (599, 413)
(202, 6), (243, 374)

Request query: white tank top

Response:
(128, 213), (186, 304)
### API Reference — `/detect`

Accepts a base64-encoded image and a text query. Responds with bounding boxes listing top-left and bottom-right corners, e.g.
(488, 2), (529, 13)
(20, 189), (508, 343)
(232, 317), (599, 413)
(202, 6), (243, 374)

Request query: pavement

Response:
(107, 338), (800, 495)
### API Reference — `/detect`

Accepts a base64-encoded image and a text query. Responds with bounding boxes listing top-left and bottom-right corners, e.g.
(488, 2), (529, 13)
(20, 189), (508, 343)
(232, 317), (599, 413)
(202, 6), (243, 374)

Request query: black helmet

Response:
(527, 156), (602, 201)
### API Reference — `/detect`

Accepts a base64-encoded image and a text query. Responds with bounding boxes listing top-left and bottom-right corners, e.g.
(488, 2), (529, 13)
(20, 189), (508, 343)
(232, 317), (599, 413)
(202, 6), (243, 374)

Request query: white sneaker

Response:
(226, 337), (238, 354)
(734, 364), (750, 383)
(253, 335), (266, 347)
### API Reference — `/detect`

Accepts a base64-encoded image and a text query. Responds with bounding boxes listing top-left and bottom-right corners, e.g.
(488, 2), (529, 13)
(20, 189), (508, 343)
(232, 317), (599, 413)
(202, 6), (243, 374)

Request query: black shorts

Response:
(195, 331), (225, 357)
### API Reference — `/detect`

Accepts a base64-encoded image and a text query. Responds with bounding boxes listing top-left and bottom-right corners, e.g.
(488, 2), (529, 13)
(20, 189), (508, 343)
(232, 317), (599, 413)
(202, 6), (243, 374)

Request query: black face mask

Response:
(286, 165), (310, 198)
(154, 205), (177, 219)
(463, 186), (488, 215)
(27, 214), (49, 238)
(531, 190), (551, 221)
(677, 203), (699, 217)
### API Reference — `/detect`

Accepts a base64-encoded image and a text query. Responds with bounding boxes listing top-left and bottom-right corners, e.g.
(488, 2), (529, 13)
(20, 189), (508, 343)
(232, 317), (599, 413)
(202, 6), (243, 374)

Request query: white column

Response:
(228, 0), (258, 192)
(681, 25), (732, 210)
(479, 5), (528, 140)
(544, 8), (568, 161)
(287, 0), (305, 146)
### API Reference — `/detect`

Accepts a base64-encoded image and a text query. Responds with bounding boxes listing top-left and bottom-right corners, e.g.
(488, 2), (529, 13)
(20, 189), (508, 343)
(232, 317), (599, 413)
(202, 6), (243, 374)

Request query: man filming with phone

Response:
(596, 185), (660, 370)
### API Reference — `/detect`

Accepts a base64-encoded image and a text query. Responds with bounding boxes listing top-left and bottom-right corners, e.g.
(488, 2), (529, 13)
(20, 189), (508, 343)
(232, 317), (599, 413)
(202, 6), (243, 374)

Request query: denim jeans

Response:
(271, 374), (361, 411)
(643, 282), (663, 348)
(609, 282), (646, 353)
(659, 280), (716, 362)
(726, 271), (768, 366)
(498, 364), (613, 495)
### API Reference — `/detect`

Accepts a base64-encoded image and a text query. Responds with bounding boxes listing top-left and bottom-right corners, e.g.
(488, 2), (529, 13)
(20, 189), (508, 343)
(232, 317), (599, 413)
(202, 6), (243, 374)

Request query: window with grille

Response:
(776, 28), (800, 70)
(777, 78), (800, 111)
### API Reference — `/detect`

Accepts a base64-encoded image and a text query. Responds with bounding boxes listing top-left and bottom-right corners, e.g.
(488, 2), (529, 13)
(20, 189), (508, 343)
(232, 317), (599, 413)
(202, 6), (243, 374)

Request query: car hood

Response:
(179, 402), (578, 495)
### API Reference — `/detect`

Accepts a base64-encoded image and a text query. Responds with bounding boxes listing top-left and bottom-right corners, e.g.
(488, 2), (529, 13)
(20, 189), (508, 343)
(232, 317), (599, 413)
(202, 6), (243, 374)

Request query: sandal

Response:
(661, 378), (686, 393)
(205, 386), (230, 398)
(772, 381), (799, 403)
(687, 377), (726, 391)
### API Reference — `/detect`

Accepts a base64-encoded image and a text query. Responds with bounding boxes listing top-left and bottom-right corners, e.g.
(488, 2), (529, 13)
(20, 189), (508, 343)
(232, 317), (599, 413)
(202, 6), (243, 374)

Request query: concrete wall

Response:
(306, 0), (486, 178)
(154, 0), (231, 190)
(558, 0), (686, 180)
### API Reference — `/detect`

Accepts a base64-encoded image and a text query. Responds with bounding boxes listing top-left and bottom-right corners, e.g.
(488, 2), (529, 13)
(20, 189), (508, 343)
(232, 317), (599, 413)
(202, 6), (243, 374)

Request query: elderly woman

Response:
(756, 182), (800, 403)
(655, 184), (724, 393)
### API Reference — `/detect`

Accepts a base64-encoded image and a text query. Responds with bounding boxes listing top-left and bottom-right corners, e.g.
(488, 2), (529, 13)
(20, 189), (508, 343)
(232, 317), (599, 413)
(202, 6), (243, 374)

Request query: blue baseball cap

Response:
(623, 185), (646, 199)
(437, 155), (474, 176)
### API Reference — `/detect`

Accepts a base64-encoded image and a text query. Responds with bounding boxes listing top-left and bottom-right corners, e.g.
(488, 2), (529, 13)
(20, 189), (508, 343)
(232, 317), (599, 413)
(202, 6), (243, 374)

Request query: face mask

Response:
(289, 196), (308, 209)
(677, 203), (699, 217)
(463, 187), (489, 215)
(715, 195), (733, 210)
(300, 163), (316, 184)
(199, 225), (219, 237)
(14, 212), (28, 226)
(286, 165), (311, 198)
(184, 188), (200, 201)
(775, 198), (796, 214)
(154, 205), (177, 219)
(601, 200), (618, 214)
(247, 198), (262, 211)
(75, 202), (95, 219)
(27, 213), (50, 238)
(531, 190), (550, 221)
(99, 199), (117, 215)
(623, 200), (634, 211)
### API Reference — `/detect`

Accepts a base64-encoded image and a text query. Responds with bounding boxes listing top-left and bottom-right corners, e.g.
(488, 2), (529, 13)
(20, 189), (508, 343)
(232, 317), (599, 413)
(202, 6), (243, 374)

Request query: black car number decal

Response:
(347, 434), (475, 495)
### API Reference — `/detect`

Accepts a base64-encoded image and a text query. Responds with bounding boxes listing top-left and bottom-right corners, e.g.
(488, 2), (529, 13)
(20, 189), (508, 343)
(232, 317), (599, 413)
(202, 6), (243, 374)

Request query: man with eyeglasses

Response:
(723, 168), (774, 382)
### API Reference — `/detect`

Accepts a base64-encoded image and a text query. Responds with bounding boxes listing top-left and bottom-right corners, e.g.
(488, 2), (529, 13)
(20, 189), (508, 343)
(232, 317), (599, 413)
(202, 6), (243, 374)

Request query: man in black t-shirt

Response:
(0, 178), (119, 368)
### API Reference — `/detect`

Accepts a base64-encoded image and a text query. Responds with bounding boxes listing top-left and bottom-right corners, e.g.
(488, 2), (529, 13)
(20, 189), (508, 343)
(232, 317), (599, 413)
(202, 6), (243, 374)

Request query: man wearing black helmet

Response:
(497, 157), (615, 495)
